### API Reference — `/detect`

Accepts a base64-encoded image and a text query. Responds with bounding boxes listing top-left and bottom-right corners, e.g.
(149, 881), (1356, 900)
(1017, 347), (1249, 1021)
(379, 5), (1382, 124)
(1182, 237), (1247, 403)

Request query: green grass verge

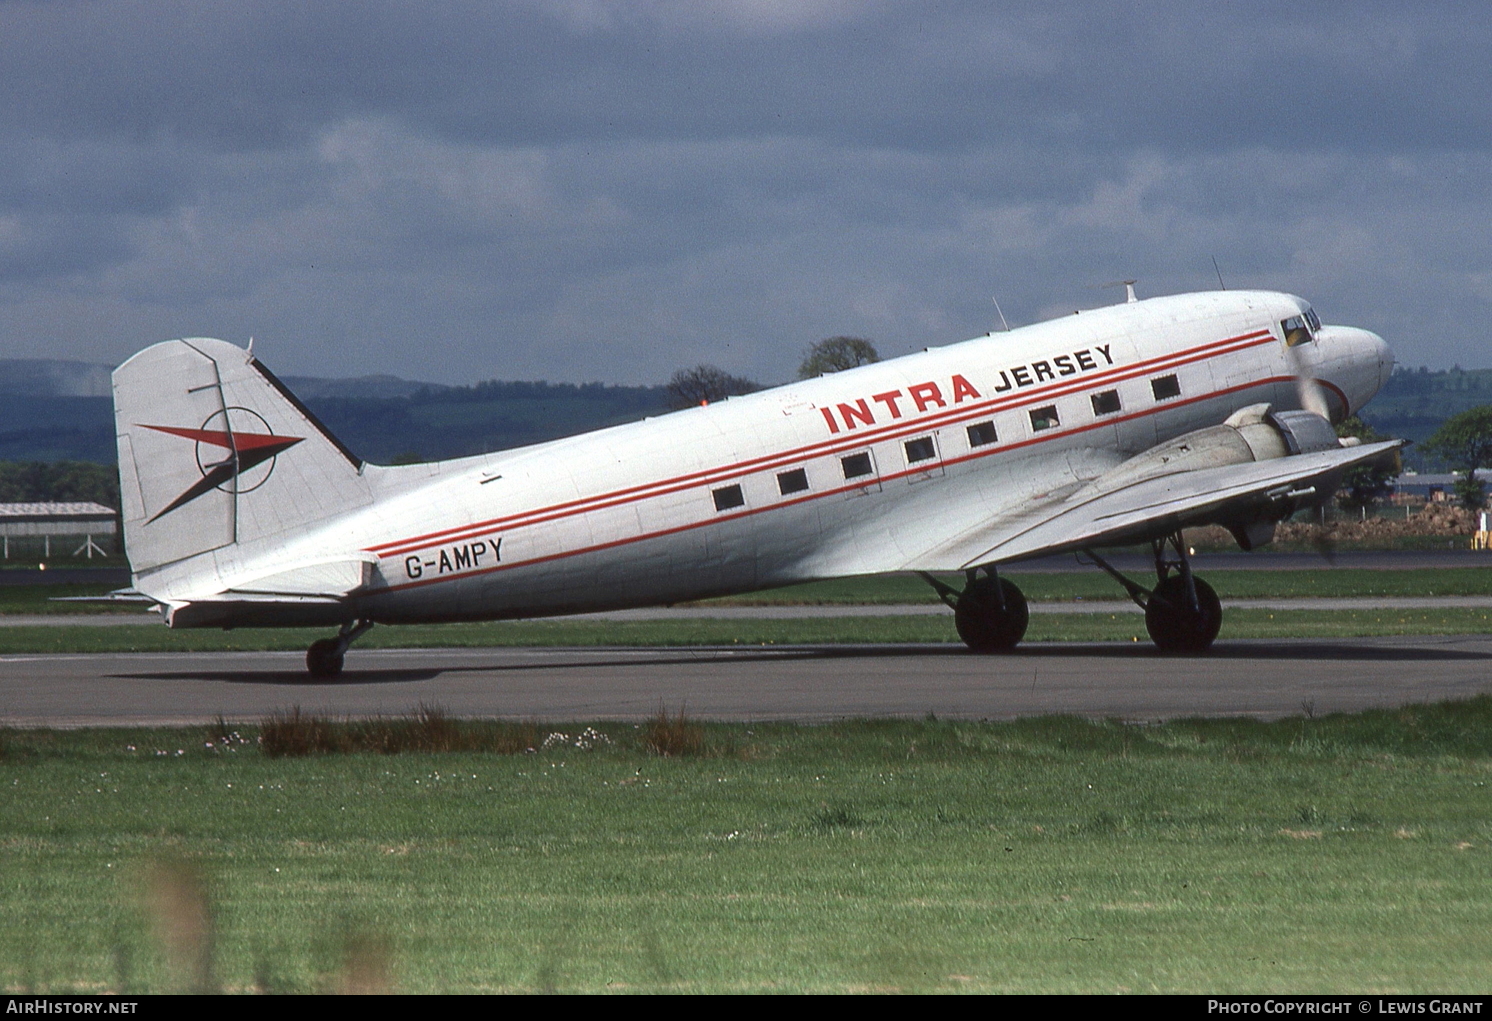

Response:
(3, 701), (1491, 992)
(13, 566), (1492, 617)
(0, 584), (145, 615)
(2, 607), (1492, 655)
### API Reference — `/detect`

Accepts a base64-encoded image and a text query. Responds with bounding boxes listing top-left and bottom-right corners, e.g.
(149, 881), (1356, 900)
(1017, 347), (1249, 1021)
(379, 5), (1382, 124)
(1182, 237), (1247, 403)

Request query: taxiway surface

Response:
(3, 637), (1490, 727)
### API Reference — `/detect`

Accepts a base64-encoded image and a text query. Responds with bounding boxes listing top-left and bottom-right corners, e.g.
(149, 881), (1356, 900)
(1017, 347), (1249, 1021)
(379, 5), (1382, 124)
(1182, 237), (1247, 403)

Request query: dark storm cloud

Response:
(8, 2), (1485, 154)
(0, 1), (1488, 383)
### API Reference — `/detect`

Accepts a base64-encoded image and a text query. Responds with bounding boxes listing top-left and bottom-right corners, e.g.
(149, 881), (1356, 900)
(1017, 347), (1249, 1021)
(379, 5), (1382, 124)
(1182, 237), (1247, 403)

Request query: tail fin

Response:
(114, 338), (373, 573)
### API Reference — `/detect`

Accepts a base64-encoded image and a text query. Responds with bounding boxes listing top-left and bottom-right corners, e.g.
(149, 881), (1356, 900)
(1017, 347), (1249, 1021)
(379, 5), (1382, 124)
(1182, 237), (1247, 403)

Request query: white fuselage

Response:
(141, 291), (1392, 626)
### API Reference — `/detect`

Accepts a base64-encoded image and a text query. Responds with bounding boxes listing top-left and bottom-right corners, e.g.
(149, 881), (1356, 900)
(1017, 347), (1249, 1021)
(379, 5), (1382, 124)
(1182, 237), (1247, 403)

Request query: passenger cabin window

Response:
(841, 452), (874, 479)
(1029, 405), (1060, 432)
(712, 484), (745, 511)
(967, 421), (997, 447)
(1091, 389), (1121, 416)
(1151, 374), (1181, 401)
(904, 437), (936, 463)
(777, 468), (809, 496)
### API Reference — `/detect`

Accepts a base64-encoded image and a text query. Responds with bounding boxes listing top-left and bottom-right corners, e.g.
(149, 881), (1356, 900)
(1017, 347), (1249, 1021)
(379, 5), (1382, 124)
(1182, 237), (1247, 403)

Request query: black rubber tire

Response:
(954, 577), (1030, 653)
(1144, 575), (1222, 654)
(306, 638), (346, 679)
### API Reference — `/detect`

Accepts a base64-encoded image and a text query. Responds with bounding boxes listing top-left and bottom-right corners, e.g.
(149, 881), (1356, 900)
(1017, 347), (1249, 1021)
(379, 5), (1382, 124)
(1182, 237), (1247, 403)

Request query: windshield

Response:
(1281, 306), (1321, 347)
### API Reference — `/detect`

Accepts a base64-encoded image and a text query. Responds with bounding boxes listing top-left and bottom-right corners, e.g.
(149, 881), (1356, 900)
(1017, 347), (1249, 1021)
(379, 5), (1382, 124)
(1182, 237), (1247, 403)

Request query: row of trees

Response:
(0, 460), (119, 507)
(664, 336), (880, 410)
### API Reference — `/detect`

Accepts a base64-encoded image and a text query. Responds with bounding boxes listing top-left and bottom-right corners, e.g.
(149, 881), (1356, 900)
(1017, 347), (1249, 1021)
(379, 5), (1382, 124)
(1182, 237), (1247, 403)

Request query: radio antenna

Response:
(1211, 255), (1226, 290)
(991, 296), (1011, 332)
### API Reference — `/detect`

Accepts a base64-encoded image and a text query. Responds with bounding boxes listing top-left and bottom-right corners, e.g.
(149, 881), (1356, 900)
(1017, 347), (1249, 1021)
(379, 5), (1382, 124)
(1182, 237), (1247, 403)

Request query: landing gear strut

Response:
(1085, 533), (1222, 654)
(305, 619), (373, 679)
(921, 567), (1029, 653)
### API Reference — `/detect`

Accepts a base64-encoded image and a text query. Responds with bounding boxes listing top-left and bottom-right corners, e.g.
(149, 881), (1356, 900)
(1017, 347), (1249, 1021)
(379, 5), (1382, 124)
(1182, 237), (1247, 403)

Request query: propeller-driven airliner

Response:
(110, 289), (1400, 676)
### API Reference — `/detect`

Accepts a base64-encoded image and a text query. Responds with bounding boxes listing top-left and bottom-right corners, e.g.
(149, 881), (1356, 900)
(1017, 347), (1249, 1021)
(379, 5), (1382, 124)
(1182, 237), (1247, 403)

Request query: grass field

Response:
(3, 702), (1491, 993)
(2, 606), (1492, 655)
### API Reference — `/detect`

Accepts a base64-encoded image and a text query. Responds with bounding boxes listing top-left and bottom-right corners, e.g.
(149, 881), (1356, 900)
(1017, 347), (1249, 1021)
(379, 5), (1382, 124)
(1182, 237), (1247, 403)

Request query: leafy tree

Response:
(1333, 417), (1397, 515)
(1451, 473), (1486, 512)
(1422, 406), (1492, 510)
(664, 365), (760, 410)
(0, 460), (120, 507)
(797, 337), (879, 379)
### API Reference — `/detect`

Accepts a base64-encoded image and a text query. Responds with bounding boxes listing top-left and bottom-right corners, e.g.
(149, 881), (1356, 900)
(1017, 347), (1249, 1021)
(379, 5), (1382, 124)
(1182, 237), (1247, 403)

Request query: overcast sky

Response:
(1, 1), (1488, 386)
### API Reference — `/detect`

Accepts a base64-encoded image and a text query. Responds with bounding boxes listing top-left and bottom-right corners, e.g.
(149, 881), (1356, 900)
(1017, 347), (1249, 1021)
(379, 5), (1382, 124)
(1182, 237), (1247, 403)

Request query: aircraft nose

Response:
(1313, 325), (1393, 417)
(1368, 329), (1394, 393)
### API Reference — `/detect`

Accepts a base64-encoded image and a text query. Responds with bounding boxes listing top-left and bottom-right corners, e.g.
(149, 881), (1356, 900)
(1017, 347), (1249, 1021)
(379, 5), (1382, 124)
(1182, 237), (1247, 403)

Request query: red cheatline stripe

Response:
(370, 373), (1296, 595)
(142, 425), (302, 451)
(368, 329), (1277, 558)
(369, 329), (1273, 556)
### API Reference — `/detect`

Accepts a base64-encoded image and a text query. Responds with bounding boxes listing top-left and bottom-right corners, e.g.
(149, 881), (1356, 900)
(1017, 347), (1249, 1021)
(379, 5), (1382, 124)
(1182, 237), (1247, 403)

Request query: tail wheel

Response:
(955, 577), (1029, 653)
(1145, 576), (1222, 653)
(306, 638), (345, 679)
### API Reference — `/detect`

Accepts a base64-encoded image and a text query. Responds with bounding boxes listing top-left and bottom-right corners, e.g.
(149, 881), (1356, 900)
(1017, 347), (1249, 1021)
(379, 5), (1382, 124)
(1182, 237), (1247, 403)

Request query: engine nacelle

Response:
(1092, 404), (1344, 551)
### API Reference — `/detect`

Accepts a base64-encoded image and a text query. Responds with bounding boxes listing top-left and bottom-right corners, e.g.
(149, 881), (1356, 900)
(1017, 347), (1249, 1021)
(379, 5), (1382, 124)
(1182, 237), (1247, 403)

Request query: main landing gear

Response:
(920, 567), (1030, 653)
(305, 619), (373, 679)
(1085, 533), (1222, 654)
(925, 531), (1222, 656)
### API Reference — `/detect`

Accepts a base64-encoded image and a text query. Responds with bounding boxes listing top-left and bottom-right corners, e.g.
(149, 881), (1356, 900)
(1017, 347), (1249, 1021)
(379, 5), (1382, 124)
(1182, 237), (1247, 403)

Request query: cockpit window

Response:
(1281, 307), (1320, 348)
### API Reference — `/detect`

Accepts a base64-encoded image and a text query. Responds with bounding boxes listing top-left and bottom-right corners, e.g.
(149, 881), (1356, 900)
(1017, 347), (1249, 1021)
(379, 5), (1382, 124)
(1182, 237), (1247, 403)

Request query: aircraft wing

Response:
(919, 439), (1403, 569)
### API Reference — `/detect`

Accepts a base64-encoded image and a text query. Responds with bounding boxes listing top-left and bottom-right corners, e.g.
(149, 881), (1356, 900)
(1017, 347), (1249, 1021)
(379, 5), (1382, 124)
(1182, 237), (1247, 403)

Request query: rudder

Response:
(114, 338), (372, 573)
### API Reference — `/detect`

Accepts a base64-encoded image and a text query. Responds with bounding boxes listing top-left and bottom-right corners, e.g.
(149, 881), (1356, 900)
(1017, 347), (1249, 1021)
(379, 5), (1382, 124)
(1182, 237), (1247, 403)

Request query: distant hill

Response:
(301, 379), (672, 463)
(279, 374), (450, 401)
(0, 359), (113, 397)
(1356, 367), (1492, 453)
(0, 358), (449, 402)
(0, 358), (671, 465)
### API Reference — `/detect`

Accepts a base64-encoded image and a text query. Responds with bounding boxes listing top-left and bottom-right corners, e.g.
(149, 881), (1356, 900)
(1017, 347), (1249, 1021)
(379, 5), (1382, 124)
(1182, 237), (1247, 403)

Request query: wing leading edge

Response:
(915, 439), (1404, 570)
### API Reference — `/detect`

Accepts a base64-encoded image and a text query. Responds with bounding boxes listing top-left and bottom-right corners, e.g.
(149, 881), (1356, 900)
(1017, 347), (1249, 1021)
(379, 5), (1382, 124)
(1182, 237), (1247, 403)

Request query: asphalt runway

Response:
(3, 636), (1491, 727)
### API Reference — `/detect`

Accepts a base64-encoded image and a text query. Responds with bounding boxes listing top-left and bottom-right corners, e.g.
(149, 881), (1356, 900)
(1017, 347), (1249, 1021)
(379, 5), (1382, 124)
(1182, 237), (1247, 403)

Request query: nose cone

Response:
(1312, 325), (1394, 419)
(1369, 329), (1394, 395)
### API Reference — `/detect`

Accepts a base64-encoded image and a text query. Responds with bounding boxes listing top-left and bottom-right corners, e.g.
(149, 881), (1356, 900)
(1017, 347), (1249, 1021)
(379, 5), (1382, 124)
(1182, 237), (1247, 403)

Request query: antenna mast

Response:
(991, 296), (1011, 333)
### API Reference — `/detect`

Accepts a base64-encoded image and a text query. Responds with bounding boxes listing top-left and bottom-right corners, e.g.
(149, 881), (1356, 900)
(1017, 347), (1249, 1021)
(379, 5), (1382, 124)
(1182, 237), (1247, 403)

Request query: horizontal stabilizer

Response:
(49, 588), (159, 605)
(164, 595), (353, 629)
(224, 556), (377, 598)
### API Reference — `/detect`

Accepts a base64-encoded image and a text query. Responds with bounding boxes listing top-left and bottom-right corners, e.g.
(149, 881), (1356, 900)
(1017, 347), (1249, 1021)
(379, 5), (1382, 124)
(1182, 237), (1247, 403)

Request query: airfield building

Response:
(0, 502), (118, 559)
